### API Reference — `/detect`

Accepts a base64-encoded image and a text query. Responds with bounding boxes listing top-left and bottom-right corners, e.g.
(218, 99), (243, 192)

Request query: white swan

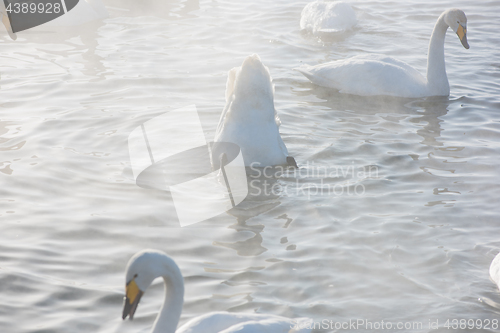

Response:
(490, 252), (500, 290)
(214, 54), (297, 168)
(300, 1), (357, 34)
(296, 8), (469, 98)
(122, 250), (312, 333)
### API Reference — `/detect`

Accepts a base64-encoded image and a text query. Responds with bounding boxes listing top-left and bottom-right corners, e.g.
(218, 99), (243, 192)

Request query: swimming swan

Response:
(214, 54), (297, 167)
(122, 250), (312, 333)
(300, 1), (357, 34)
(296, 8), (469, 98)
(490, 252), (500, 290)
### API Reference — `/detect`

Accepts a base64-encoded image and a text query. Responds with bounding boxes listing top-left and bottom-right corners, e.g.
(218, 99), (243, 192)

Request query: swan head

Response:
(122, 250), (181, 320)
(444, 9), (469, 49)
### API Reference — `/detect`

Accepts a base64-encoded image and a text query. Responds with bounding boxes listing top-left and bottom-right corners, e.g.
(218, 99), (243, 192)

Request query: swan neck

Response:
(426, 13), (449, 95)
(151, 260), (185, 333)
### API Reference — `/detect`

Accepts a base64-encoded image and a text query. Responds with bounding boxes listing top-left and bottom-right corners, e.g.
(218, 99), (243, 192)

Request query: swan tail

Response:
(294, 67), (316, 83)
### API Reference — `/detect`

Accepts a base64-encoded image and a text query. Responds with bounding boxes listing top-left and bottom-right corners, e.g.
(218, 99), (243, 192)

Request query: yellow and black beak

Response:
(457, 25), (469, 49)
(122, 278), (144, 320)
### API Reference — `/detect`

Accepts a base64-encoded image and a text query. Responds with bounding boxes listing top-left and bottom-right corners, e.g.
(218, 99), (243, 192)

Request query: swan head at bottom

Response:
(122, 250), (183, 320)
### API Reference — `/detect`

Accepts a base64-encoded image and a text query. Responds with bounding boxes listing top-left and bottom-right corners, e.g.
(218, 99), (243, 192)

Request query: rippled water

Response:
(1, 0), (500, 332)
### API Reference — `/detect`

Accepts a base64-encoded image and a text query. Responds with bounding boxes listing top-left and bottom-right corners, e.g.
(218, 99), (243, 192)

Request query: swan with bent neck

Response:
(122, 250), (312, 333)
(296, 8), (470, 98)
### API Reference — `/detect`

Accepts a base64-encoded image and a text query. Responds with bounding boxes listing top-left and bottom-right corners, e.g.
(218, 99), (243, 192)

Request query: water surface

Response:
(1, 0), (500, 332)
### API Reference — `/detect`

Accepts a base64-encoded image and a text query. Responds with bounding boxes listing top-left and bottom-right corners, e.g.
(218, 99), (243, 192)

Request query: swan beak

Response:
(122, 278), (144, 320)
(457, 25), (469, 49)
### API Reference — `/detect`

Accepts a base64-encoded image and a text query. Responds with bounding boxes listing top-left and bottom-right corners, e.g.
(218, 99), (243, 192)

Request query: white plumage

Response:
(214, 54), (294, 167)
(122, 250), (312, 333)
(297, 9), (470, 98)
(300, 1), (357, 34)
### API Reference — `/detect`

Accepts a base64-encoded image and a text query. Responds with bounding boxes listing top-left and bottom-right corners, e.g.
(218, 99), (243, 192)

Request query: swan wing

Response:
(177, 312), (311, 333)
(300, 1), (357, 34)
(216, 66), (240, 135)
(297, 54), (428, 97)
(219, 318), (313, 333)
(214, 54), (289, 166)
(217, 54), (276, 137)
(225, 67), (239, 103)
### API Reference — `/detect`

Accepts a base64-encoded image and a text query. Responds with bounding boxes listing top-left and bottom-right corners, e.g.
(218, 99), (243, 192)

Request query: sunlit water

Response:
(1, 0), (500, 332)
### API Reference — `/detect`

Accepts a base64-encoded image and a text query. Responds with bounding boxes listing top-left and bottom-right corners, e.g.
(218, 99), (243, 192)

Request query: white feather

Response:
(297, 9), (469, 98)
(124, 250), (312, 333)
(215, 54), (290, 167)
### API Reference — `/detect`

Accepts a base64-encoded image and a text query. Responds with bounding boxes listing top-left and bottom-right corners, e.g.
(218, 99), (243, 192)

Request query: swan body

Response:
(300, 1), (357, 34)
(297, 9), (469, 98)
(177, 312), (312, 333)
(122, 250), (312, 333)
(214, 54), (296, 167)
(490, 252), (500, 289)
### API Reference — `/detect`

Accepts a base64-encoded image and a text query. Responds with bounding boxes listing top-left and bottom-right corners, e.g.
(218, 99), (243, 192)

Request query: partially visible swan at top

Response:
(122, 249), (312, 333)
(300, 1), (357, 34)
(490, 252), (500, 290)
(214, 54), (297, 168)
(296, 8), (470, 98)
